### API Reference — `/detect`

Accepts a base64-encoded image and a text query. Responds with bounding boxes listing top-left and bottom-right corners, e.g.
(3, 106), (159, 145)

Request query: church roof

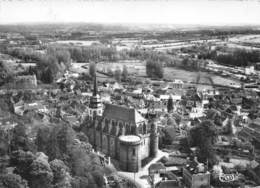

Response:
(103, 104), (145, 125)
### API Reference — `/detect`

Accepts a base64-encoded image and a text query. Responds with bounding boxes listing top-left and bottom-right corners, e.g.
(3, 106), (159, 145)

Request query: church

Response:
(83, 73), (159, 172)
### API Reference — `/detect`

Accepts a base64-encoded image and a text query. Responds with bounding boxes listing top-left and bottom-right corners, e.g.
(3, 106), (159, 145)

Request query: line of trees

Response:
(68, 45), (120, 62)
(4, 44), (176, 64)
(111, 65), (129, 82)
(199, 49), (260, 67)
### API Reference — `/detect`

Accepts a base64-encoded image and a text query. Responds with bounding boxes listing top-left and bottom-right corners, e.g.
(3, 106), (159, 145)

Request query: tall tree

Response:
(146, 59), (164, 79)
(10, 150), (36, 181)
(10, 123), (36, 152)
(28, 153), (53, 188)
(122, 65), (128, 81)
(50, 159), (72, 188)
(89, 62), (96, 78)
(167, 96), (173, 113)
(0, 173), (29, 188)
(189, 120), (218, 166)
(114, 68), (122, 82)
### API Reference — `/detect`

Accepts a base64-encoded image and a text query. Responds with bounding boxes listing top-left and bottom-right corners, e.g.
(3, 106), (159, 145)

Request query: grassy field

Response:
(164, 67), (241, 87)
(71, 62), (115, 82)
(71, 61), (240, 87)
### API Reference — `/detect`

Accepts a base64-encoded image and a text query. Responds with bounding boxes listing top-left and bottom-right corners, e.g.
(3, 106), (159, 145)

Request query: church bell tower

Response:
(88, 71), (103, 119)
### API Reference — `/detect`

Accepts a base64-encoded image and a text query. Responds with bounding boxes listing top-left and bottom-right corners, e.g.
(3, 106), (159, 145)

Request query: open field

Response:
(50, 40), (99, 46)
(229, 34), (260, 44)
(70, 62), (115, 82)
(98, 60), (146, 77)
(78, 60), (241, 87)
(164, 67), (240, 87)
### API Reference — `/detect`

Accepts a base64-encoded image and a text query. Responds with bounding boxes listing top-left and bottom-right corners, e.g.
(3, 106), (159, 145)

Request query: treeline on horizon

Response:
(2, 24), (260, 44)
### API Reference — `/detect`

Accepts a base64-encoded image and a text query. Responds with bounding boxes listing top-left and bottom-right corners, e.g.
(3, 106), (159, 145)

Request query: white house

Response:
(245, 66), (255, 75)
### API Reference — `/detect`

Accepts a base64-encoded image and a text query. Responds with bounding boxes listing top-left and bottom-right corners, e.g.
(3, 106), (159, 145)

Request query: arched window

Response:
(132, 148), (136, 156)
(104, 118), (109, 133)
(105, 118), (109, 127)
(143, 123), (147, 134)
(131, 126), (136, 135)
(126, 124), (131, 135)
(112, 120), (115, 127)
(118, 122), (124, 135)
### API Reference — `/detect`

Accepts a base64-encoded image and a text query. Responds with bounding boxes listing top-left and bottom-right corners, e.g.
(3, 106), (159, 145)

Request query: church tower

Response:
(150, 120), (159, 157)
(87, 71), (103, 120)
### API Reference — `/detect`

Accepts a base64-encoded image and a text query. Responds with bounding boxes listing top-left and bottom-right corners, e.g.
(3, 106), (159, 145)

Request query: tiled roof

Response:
(103, 104), (145, 124)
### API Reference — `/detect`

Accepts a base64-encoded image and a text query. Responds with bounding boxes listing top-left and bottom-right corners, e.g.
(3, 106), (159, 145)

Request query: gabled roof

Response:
(149, 162), (166, 173)
(103, 104), (145, 125)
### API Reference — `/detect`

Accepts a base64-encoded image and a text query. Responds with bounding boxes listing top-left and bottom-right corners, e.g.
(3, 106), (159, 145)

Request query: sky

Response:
(0, 0), (260, 26)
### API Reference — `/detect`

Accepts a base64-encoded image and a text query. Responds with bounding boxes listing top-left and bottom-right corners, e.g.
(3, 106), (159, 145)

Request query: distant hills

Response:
(0, 23), (260, 34)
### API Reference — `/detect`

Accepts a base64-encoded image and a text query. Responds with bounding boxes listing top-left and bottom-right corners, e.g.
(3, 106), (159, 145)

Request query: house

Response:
(0, 118), (17, 133)
(159, 94), (181, 102)
(170, 79), (184, 89)
(147, 101), (168, 114)
(14, 101), (48, 116)
(245, 66), (255, 75)
(238, 118), (260, 144)
(183, 158), (210, 188)
(189, 107), (205, 119)
(149, 162), (167, 185)
(13, 75), (37, 89)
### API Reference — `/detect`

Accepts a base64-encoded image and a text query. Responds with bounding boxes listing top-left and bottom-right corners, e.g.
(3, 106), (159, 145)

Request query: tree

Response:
(146, 59), (164, 79)
(50, 159), (72, 188)
(167, 96), (173, 113)
(0, 173), (28, 188)
(91, 171), (105, 188)
(42, 67), (55, 84)
(114, 68), (122, 82)
(122, 65), (128, 81)
(36, 124), (76, 161)
(55, 50), (71, 69)
(179, 137), (190, 153)
(0, 61), (14, 86)
(36, 125), (53, 156)
(10, 123), (36, 152)
(28, 153), (53, 188)
(189, 120), (218, 166)
(89, 62), (96, 78)
(182, 58), (189, 68)
(71, 176), (89, 188)
(37, 55), (60, 84)
(160, 127), (176, 146)
(76, 132), (89, 143)
(107, 67), (113, 76)
(166, 117), (177, 127)
(69, 142), (98, 177)
(10, 150), (36, 181)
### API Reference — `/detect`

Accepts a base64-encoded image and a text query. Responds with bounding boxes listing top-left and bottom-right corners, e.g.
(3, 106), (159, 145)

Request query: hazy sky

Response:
(0, 0), (260, 25)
